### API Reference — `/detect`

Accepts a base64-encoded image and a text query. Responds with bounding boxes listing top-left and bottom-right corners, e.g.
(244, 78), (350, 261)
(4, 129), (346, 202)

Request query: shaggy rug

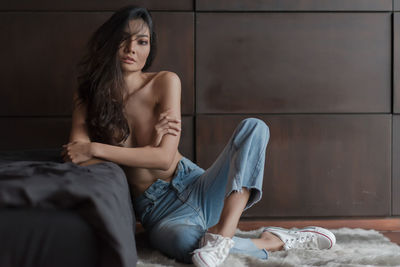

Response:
(136, 227), (400, 267)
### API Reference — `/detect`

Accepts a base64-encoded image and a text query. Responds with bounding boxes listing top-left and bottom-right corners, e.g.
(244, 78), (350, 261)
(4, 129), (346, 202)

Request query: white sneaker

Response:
(192, 233), (234, 267)
(263, 226), (336, 250)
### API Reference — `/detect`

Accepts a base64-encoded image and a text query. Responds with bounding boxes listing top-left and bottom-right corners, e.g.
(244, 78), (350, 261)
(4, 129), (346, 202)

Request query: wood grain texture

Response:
(0, 118), (71, 150)
(196, 115), (391, 217)
(0, 12), (194, 116)
(148, 12), (194, 115)
(179, 116), (194, 161)
(197, 0), (392, 11)
(382, 231), (400, 245)
(196, 13), (391, 114)
(394, 13), (400, 113)
(0, 0), (193, 11)
(0, 12), (108, 116)
(393, 115), (400, 215)
(394, 1), (400, 11)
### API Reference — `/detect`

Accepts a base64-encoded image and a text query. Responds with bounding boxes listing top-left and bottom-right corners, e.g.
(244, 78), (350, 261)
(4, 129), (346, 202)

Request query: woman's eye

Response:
(139, 40), (148, 45)
(119, 38), (128, 47)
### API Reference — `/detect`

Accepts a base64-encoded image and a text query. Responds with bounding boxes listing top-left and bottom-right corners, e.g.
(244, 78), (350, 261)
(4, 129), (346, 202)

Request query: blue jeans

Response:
(133, 118), (270, 263)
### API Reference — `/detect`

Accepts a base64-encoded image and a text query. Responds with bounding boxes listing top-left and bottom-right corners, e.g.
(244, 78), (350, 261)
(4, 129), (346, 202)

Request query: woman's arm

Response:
(69, 91), (91, 143)
(62, 90), (108, 166)
(90, 71), (182, 170)
(91, 144), (170, 170)
(65, 71), (182, 170)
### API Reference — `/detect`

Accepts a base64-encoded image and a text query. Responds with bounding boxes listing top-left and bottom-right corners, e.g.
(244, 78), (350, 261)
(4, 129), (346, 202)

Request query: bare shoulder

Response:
(153, 70), (181, 86)
(151, 71), (181, 102)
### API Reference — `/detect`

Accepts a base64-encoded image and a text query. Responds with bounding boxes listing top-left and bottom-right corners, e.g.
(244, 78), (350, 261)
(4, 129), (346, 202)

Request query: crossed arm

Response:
(62, 72), (182, 170)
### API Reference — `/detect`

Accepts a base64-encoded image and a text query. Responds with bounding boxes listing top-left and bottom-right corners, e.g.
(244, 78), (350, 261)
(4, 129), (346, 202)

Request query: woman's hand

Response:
(152, 109), (181, 147)
(61, 140), (93, 164)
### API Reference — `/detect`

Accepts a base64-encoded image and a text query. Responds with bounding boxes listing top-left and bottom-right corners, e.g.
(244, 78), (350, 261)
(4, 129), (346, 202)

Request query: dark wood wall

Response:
(0, 0), (398, 218)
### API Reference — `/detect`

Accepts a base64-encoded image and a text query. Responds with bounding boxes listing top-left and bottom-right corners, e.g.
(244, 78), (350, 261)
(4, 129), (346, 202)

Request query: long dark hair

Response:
(75, 6), (157, 146)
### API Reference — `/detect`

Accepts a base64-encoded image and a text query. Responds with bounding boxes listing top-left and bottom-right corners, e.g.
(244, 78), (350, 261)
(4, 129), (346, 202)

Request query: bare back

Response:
(119, 71), (183, 198)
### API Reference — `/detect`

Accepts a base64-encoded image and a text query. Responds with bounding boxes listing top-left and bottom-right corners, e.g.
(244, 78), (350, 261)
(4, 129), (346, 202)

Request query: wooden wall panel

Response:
(0, 118), (71, 150)
(196, 115), (391, 217)
(0, 1), (193, 11)
(180, 116), (194, 161)
(394, 13), (400, 113)
(0, 2), (396, 220)
(149, 12), (194, 115)
(0, 12), (108, 116)
(393, 115), (400, 215)
(394, 0), (400, 11)
(0, 12), (194, 116)
(197, 0), (392, 11)
(0, 116), (194, 159)
(196, 13), (391, 114)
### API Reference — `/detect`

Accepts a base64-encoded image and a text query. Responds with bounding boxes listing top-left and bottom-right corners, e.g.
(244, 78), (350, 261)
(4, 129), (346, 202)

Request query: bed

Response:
(0, 148), (138, 267)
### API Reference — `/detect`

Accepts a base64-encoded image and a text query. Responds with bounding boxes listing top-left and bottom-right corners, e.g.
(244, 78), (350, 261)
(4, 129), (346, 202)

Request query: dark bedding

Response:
(0, 208), (99, 267)
(0, 149), (137, 267)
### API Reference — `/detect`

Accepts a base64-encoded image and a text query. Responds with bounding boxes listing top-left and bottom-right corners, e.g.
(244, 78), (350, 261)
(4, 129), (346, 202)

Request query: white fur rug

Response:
(136, 228), (400, 266)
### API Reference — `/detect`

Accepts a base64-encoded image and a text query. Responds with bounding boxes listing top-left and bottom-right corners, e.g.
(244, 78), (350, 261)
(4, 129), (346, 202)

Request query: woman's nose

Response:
(125, 40), (136, 53)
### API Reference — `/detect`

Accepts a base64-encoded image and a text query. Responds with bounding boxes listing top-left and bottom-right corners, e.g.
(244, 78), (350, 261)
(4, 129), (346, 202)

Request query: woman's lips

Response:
(122, 57), (135, 64)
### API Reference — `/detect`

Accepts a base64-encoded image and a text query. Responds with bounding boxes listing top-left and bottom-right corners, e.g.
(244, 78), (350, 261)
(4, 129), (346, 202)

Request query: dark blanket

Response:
(0, 157), (137, 267)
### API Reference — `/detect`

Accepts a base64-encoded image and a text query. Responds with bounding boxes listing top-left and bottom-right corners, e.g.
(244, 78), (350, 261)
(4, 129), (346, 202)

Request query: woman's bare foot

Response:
(251, 230), (285, 251)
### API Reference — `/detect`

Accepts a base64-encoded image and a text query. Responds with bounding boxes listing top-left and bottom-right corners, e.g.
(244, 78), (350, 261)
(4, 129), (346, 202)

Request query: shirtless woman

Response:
(61, 6), (336, 267)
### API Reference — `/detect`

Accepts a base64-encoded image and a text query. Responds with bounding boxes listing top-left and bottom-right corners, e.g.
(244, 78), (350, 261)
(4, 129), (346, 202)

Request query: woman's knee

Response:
(235, 118), (270, 147)
(149, 223), (204, 263)
(243, 118), (269, 138)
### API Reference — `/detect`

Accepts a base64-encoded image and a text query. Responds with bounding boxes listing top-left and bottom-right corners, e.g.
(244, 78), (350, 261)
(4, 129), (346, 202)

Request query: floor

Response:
(136, 218), (400, 245)
(237, 218), (400, 246)
(382, 231), (400, 245)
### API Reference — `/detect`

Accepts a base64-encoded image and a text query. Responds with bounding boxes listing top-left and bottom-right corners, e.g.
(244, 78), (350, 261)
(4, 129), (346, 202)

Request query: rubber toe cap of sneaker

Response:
(314, 227), (336, 249)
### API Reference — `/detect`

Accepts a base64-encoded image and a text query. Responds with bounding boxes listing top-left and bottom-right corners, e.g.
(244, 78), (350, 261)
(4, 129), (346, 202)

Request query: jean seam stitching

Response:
(248, 136), (268, 186)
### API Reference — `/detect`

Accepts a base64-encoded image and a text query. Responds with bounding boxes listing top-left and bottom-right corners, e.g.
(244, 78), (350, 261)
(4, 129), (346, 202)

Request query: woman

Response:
(62, 5), (336, 267)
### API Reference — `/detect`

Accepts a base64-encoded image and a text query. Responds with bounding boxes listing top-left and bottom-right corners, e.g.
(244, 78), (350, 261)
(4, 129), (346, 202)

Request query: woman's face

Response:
(118, 19), (151, 73)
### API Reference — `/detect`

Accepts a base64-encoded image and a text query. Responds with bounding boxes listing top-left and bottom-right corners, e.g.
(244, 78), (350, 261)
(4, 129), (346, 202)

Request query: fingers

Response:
(156, 110), (182, 134)
(63, 151), (71, 162)
(60, 146), (72, 162)
(60, 147), (68, 161)
(168, 123), (181, 132)
(159, 116), (181, 123)
(156, 121), (181, 134)
(159, 127), (180, 136)
(158, 117), (181, 127)
(151, 109), (182, 147)
(159, 109), (181, 123)
(157, 120), (181, 131)
(62, 153), (71, 162)
(62, 141), (77, 148)
(157, 116), (181, 129)
(60, 141), (90, 164)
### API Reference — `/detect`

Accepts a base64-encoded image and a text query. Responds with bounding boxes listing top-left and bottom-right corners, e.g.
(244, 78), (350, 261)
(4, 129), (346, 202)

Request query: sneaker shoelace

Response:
(284, 230), (318, 249)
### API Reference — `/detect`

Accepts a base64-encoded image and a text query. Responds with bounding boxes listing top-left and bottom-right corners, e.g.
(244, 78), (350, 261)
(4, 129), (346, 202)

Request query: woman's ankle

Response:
(207, 224), (234, 238)
(259, 231), (285, 251)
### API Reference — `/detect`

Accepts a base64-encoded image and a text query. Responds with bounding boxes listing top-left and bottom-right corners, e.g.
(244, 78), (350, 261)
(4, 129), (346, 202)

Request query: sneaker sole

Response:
(192, 252), (212, 267)
(263, 226), (336, 249)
